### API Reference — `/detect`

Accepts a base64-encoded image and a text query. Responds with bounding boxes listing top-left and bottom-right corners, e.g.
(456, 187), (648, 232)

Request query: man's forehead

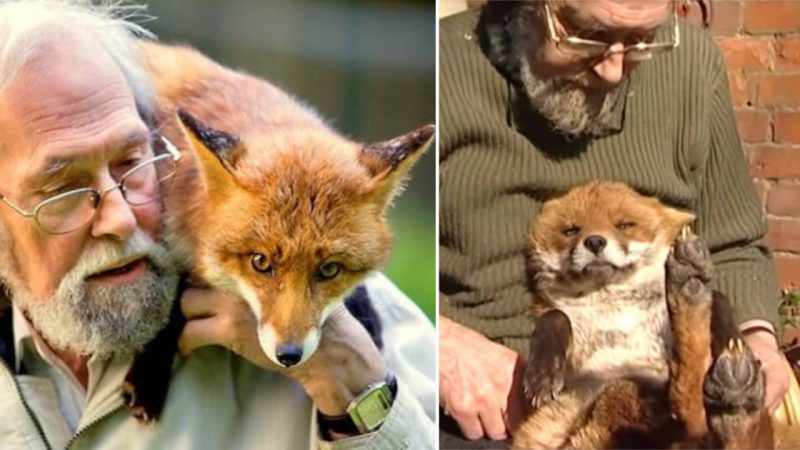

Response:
(558, 0), (672, 32)
(0, 27), (147, 185)
(9, 35), (129, 115)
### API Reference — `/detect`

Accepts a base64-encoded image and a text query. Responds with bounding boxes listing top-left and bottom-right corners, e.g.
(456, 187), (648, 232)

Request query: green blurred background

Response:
(143, 0), (436, 320)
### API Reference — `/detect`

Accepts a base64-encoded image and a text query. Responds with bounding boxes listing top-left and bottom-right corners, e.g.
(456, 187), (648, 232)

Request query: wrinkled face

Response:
(531, 182), (693, 290)
(0, 31), (178, 356)
(178, 114), (432, 367)
(516, 0), (672, 136)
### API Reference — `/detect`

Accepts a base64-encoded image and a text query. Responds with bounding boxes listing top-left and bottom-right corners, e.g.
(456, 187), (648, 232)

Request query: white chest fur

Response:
(551, 264), (673, 382)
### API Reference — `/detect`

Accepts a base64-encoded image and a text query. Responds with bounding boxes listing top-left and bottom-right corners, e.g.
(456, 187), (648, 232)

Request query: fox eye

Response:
(616, 221), (636, 231)
(250, 252), (273, 275)
(563, 225), (581, 237)
(317, 262), (341, 281)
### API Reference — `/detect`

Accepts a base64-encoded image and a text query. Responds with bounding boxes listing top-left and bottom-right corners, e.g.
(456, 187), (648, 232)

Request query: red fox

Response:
(141, 40), (432, 367)
(120, 40), (433, 421)
(513, 181), (795, 449)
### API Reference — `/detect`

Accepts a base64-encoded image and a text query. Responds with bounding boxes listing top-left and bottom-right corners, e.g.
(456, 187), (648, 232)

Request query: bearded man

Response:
(438, 1), (788, 448)
(0, 1), (435, 448)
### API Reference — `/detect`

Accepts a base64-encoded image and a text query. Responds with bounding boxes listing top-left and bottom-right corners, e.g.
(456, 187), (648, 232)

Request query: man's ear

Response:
(359, 124), (434, 210)
(176, 109), (243, 195)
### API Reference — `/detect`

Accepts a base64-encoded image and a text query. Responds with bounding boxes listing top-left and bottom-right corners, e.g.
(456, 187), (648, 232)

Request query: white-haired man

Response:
(0, 1), (435, 448)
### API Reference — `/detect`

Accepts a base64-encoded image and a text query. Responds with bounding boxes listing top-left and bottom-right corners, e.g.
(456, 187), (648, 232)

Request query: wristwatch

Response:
(317, 372), (398, 435)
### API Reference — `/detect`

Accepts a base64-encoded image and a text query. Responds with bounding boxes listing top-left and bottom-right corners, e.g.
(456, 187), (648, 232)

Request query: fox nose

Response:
(276, 344), (304, 367)
(584, 235), (607, 254)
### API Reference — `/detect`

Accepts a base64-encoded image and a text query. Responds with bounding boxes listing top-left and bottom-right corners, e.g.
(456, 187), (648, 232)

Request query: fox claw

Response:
(523, 353), (566, 410)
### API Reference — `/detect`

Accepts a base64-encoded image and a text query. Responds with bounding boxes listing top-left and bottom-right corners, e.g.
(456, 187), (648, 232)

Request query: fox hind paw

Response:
(704, 338), (764, 414)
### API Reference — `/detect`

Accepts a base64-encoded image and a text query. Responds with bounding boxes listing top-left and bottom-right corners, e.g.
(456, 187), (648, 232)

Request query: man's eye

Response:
(118, 157), (142, 171)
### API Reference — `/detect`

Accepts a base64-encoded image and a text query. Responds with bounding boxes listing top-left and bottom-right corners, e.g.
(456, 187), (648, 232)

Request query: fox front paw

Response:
(523, 351), (567, 410)
(704, 338), (764, 414)
(667, 236), (713, 301)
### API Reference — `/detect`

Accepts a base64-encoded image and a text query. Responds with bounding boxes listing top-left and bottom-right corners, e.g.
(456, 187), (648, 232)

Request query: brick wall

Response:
(681, 1), (800, 291)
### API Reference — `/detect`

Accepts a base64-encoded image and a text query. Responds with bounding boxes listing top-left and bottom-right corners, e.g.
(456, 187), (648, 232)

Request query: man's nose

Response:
(592, 43), (626, 85)
(90, 181), (137, 242)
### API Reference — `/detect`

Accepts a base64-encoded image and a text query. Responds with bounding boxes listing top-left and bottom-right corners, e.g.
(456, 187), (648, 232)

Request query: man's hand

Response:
(439, 315), (526, 441)
(742, 327), (790, 412)
(178, 287), (386, 416)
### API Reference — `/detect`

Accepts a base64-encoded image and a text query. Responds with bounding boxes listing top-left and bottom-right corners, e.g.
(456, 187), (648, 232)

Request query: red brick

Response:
(719, 38), (771, 71)
(750, 145), (800, 179)
(767, 185), (800, 217)
(736, 109), (770, 143)
(709, 1), (741, 36)
(776, 37), (800, 70)
(775, 113), (800, 144)
(680, 1), (740, 35)
(743, 2), (800, 34)
(754, 74), (800, 107)
(728, 71), (750, 107)
(776, 256), (800, 289)
(768, 219), (800, 252)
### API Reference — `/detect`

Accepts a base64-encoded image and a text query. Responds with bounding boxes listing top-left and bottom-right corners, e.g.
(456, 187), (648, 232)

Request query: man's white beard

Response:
(0, 229), (179, 359)
(519, 57), (624, 137)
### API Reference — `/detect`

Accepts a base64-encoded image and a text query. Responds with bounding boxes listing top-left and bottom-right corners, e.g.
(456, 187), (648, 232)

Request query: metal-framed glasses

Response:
(0, 136), (181, 235)
(543, 3), (680, 62)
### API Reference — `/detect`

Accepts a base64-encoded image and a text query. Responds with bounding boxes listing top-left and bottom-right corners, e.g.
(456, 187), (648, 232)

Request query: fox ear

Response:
(176, 109), (242, 194)
(360, 124), (435, 209)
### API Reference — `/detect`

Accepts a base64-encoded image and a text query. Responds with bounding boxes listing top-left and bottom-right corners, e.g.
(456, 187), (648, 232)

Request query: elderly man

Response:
(0, 1), (435, 449)
(439, 0), (788, 447)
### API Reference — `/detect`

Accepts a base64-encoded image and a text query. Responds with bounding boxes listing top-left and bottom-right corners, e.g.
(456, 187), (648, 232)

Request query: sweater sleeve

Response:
(694, 43), (781, 328)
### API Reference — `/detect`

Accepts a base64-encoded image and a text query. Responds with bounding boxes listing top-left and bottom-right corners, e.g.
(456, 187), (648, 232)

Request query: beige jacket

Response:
(0, 272), (436, 449)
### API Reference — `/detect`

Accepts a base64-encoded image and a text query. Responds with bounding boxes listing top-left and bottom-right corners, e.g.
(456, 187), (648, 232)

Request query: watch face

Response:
(351, 387), (393, 431)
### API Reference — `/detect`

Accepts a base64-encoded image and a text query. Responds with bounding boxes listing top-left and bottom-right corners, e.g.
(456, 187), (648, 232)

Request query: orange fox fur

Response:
(515, 181), (799, 449)
(136, 40), (433, 367)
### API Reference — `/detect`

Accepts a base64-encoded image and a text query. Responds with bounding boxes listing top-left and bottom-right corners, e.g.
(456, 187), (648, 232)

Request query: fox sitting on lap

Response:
(513, 181), (797, 449)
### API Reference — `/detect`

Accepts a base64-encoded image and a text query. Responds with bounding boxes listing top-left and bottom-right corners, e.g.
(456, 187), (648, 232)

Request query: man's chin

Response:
(520, 61), (622, 137)
(20, 265), (178, 359)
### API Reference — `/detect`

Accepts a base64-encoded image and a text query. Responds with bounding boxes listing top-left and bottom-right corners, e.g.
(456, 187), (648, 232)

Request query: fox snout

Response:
(583, 235), (607, 254)
(257, 324), (321, 368)
(275, 343), (304, 367)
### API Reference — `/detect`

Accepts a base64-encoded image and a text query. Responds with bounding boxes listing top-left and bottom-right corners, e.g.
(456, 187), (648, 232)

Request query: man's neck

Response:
(15, 306), (91, 389)
(49, 345), (90, 389)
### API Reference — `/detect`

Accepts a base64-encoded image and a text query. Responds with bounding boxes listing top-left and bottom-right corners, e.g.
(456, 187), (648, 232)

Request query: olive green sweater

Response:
(439, 9), (780, 356)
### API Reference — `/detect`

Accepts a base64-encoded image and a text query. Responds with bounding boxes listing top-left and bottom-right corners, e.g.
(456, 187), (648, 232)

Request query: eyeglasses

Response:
(0, 136), (181, 235)
(543, 3), (680, 62)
